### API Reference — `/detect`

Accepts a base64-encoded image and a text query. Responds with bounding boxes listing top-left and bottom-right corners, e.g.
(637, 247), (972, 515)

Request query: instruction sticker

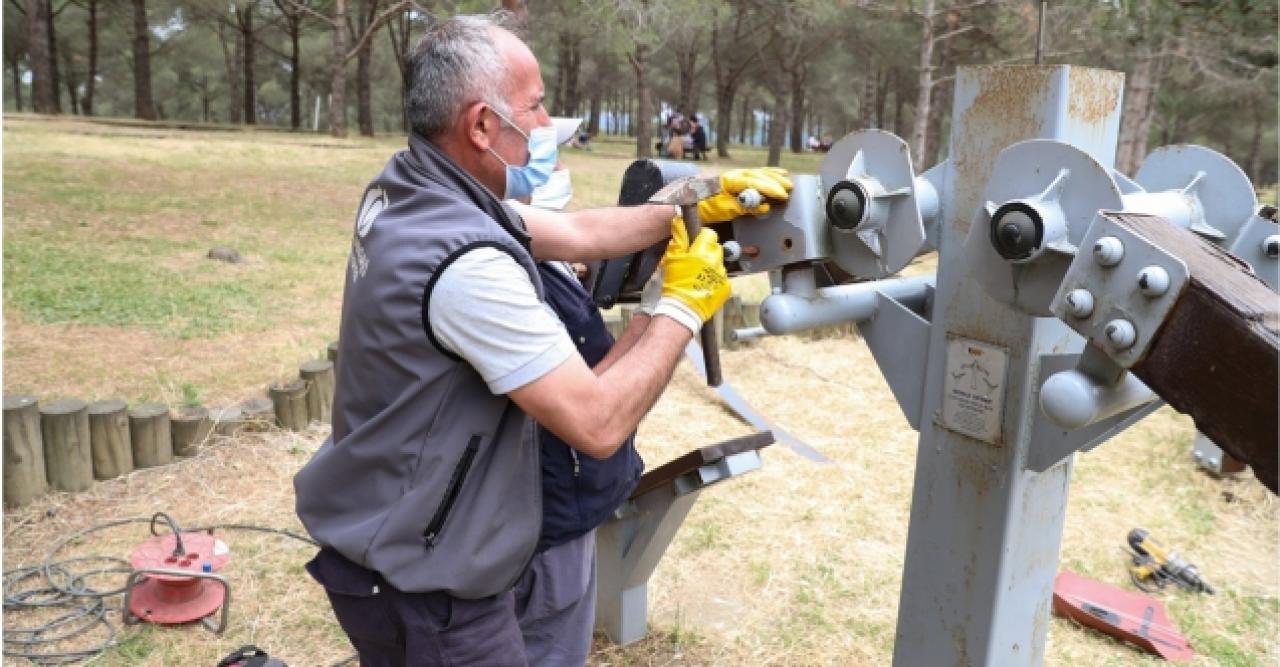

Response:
(942, 337), (1008, 444)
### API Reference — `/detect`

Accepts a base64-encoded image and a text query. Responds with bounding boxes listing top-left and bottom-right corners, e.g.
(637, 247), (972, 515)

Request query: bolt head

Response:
(1104, 318), (1137, 350)
(1263, 235), (1280, 260)
(1064, 289), (1095, 318)
(1136, 266), (1171, 297)
(991, 206), (1040, 260)
(1093, 236), (1125, 267)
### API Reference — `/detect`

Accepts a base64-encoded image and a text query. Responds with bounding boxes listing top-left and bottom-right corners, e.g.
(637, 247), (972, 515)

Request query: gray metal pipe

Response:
(759, 274), (934, 335)
(730, 326), (769, 342)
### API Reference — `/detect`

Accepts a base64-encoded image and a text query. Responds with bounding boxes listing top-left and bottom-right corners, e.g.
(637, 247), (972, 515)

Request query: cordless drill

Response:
(1126, 528), (1214, 594)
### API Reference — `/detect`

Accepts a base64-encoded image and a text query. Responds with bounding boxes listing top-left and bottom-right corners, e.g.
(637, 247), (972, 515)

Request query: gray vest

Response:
(294, 134), (543, 598)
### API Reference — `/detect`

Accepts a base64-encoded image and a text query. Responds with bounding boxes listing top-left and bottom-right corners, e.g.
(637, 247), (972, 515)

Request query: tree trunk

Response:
(9, 59), (23, 111)
(81, 0), (97, 115)
(715, 83), (735, 158)
(629, 46), (652, 158)
(45, 0), (62, 112)
(356, 0), (374, 137)
(675, 40), (698, 116)
(739, 91), (750, 144)
(910, 0), (936, 165)
(201, 74), (210, 122)
(587, 83), (602, 135)
(241, 2), (256, 125)
(788, 64), (806, 153)
(859, 65), (876, 129)
(1247, 107), (1265, 186)
(564, 36), (581, 116)
(289, 17), (301, 129)
(330, 0), (349, 137)
(500, 0), (528, 33)
(59, 37), (77, 114)
(892, 71), (906, 137)
(767, 88), (788, 167)
(27, 0), (56, 114)
(1116, 54), (1158, 175)
(551, 32), (567, 115)
(131, 0), (156, 120)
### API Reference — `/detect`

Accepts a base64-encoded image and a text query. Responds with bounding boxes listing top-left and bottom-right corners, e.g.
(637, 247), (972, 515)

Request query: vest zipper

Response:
(570, 449), (581, 478)
(423, 435), (481, 548)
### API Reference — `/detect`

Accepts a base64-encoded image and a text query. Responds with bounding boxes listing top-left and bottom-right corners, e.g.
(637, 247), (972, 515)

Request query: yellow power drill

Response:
(1126, 528), (1214, 594)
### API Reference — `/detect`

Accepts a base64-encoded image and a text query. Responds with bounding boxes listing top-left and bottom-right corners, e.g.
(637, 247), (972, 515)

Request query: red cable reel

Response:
(123, 516), (232, 633)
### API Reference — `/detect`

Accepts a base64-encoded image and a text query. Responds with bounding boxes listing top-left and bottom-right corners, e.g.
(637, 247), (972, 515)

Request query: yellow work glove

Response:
(653, 217), (731, 335)
(696, 167), (795, 223)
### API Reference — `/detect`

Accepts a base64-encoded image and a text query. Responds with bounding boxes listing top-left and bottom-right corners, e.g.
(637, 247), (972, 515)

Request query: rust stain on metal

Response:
(953, 66), (1055, 238)
(1067, 68), (1123, 124)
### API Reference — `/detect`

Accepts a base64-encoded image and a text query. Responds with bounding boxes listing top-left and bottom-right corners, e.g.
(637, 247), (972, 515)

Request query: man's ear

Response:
(463, 102), (494, 152)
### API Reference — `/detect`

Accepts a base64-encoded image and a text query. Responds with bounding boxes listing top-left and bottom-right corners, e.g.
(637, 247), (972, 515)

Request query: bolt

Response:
(1209, 458), (1221, 469)
(1093, 236), (1125, 267)
(742, 244), (761, 259)
(1064, 289), (1095, 318)
(1193, 451), (1204, 461)
(1263, 234), (1280, 260)
(722, 240), (743, 262)
(737, 188), (763, 210)
(1136, 266), (1170, 297)
(1104, 318), (1137, 350)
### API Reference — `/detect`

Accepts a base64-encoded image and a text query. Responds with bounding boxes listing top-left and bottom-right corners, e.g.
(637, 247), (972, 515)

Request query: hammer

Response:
(649, 176), (725, 387)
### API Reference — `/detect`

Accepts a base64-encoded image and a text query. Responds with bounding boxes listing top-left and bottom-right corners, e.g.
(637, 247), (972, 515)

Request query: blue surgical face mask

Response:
(487, 107), (558, 200)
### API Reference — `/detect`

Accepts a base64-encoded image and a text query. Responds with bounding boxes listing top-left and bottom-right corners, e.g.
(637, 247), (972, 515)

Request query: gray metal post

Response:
(891, 66), (1124, 666)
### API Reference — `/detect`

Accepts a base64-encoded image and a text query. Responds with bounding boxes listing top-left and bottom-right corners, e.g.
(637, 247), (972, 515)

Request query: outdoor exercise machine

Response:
(600, 64), (1276, 663)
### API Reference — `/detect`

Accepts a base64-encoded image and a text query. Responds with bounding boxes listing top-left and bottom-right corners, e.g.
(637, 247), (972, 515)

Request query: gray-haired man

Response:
(293, 13), (742, 667)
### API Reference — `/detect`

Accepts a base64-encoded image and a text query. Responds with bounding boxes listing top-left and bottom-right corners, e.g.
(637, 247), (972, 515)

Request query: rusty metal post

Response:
(891, 66), (1125, 667)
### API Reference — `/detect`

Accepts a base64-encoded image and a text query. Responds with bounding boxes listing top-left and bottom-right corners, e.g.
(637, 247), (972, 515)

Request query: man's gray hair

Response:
(406, 12), (516, 139)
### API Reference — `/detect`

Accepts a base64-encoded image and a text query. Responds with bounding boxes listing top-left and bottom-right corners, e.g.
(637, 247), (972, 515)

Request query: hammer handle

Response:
(679, 204), (724, 387)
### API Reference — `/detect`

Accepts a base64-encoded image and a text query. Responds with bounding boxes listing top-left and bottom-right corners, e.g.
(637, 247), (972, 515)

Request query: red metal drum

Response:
(128, 531), (231, 625)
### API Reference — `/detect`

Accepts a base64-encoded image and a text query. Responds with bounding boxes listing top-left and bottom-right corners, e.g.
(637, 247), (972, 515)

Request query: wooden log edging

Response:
(239, 397), (275, 432)
(172, 406), (213, 457)
(87, 399), (132, 480)
(40, 398), (94, 492)
(129, 403), (173, 469)
(300, 359), (335, 424)
(270, 380), (309, 432)
(4, 395), (47, 507)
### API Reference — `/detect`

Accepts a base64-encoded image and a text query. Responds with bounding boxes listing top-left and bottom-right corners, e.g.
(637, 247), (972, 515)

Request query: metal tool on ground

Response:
(1126, 528), (1214, 595)
(1052, 570), (1194, 662)
(217, 644), (290, 667)
(649, 175), (726, 386)
(122, 512), (232, 633)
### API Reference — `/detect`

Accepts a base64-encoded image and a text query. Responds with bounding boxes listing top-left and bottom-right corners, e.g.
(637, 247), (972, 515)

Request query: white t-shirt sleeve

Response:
(428, 247), (576, 395)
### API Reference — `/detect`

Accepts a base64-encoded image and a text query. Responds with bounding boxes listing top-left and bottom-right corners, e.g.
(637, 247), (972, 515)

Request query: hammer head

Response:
(648, 176), (721, 206)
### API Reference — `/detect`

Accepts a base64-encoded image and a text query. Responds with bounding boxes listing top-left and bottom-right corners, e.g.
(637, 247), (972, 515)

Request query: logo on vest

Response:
(349, 187), (388, 283)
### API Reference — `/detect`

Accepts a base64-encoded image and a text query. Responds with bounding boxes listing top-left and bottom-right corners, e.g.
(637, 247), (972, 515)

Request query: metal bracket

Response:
(1026, 353), (1164, 472)
(1050, 211), (1189, 367)
(858, 286), (933, 430)
(121, 568), (231, 635)
(596, 438), (772, 645)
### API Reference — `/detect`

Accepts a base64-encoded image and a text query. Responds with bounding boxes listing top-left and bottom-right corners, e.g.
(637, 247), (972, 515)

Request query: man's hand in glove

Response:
(697, 167), (795, 223)
(650, 217), (731, 336)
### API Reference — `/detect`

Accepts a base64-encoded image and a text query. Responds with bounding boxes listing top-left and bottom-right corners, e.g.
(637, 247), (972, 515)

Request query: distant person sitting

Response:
(690, 118), (708, 160)
(807, 134), (821, 151)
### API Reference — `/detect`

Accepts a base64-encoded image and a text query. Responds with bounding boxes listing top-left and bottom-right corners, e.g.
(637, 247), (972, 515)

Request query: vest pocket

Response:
(423, 434), (481, 548)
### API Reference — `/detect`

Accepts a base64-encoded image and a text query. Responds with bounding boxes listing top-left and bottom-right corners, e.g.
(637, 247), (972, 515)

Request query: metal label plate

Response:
(941, 336), (1009, 444)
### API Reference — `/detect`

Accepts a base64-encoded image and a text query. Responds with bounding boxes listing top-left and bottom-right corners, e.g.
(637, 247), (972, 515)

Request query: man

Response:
(294, 13), (790, 667)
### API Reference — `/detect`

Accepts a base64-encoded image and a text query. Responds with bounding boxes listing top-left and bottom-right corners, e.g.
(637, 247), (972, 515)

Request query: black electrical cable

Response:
(4, 515), (327, 665)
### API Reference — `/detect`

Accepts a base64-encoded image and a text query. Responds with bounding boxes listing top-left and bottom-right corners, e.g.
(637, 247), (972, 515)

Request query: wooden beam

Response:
(1115, 213), (1279, 493)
